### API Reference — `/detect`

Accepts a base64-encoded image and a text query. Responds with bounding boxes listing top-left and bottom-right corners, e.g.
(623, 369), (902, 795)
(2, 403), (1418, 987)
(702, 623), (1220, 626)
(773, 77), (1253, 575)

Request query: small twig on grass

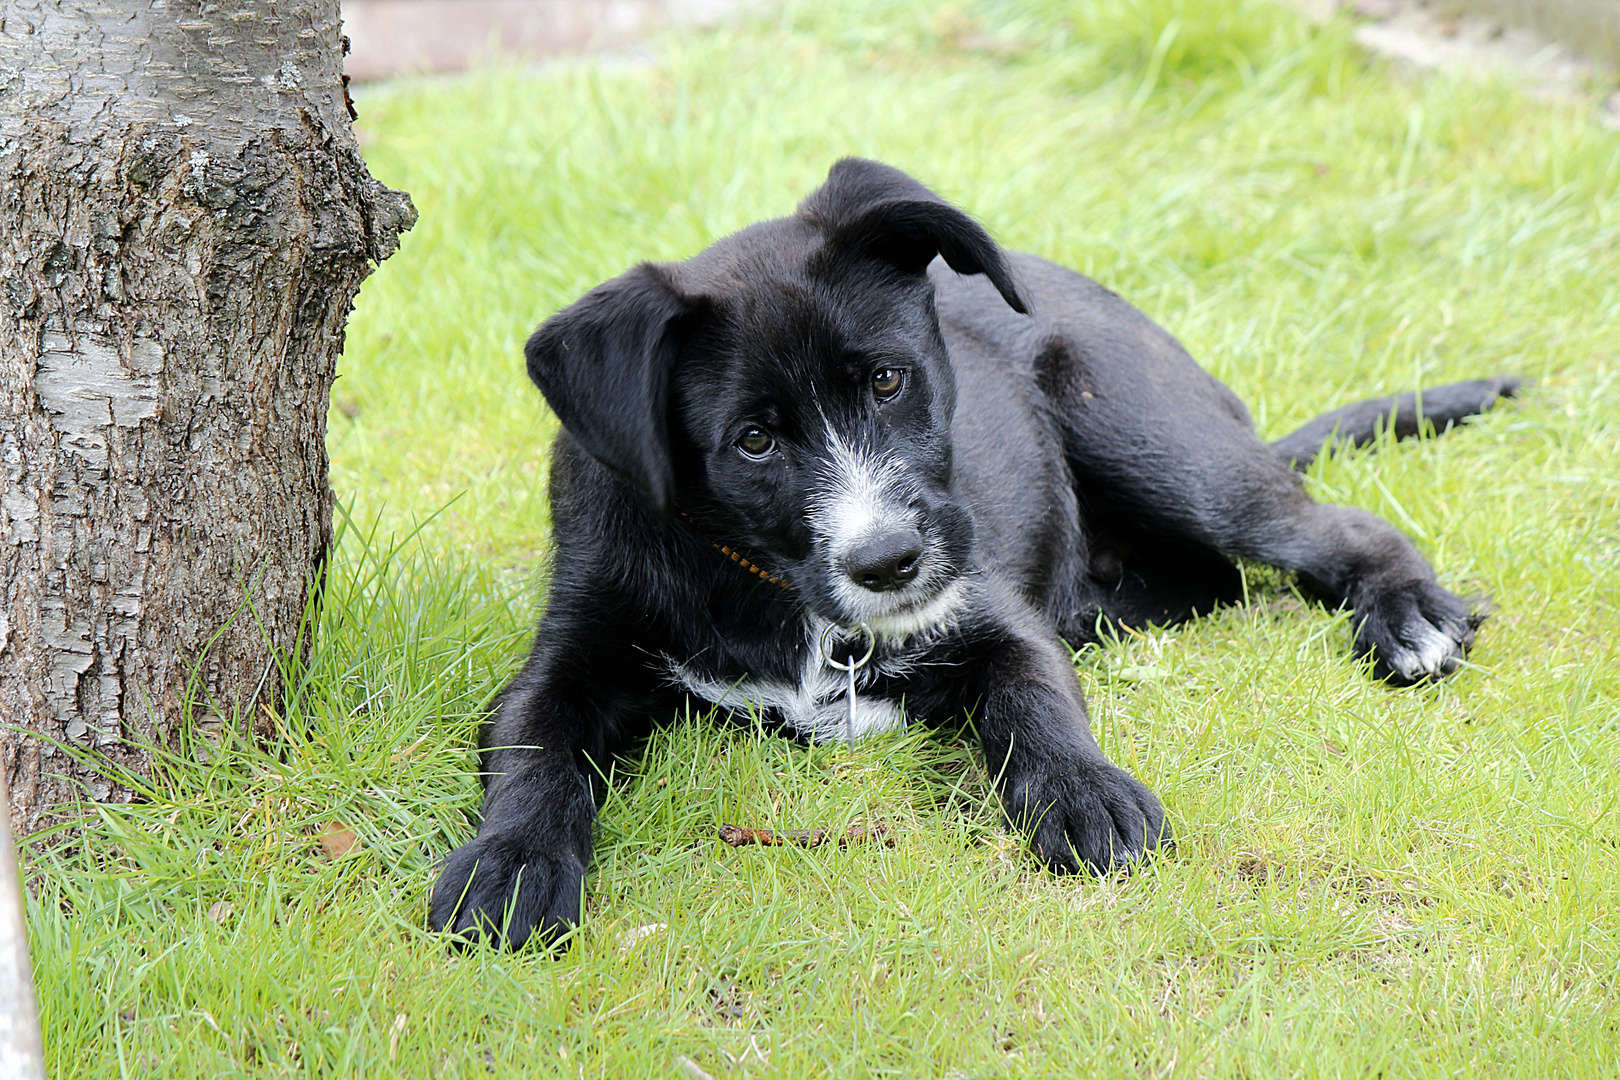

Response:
(717, 822), (895, 848)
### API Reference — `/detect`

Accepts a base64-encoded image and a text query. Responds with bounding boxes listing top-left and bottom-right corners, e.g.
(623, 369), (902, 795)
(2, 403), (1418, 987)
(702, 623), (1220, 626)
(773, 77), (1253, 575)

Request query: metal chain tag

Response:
(820, 622), (876, 746)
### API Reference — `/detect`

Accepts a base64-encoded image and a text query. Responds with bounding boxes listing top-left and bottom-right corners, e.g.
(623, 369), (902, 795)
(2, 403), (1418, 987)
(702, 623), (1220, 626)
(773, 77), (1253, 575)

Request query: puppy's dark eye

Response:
(737, 427), (776, 459)
(871, 368), (904, 401)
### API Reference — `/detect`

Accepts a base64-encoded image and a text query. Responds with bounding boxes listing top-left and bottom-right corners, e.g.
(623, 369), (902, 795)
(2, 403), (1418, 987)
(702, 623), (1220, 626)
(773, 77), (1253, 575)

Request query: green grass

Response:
(27, 0), (1620, 1075)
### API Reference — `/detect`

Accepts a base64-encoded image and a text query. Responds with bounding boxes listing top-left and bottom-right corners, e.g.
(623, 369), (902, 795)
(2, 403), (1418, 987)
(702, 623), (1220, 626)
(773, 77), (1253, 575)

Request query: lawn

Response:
(27, 0), (1620, 1076)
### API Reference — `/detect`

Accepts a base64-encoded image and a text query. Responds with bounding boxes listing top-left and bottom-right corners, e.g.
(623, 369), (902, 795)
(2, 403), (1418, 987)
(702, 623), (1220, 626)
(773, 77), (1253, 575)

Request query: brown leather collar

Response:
(676, 509), (790, 589)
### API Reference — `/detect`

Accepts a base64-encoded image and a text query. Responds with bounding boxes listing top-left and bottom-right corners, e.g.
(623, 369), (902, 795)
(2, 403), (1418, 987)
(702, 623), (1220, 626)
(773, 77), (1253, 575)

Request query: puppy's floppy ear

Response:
(800, 157), (1027, 314)
(525, 263), (691, 515)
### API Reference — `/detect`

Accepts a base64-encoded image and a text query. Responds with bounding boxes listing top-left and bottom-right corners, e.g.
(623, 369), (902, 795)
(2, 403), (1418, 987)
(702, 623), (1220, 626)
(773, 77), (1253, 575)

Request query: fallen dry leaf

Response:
(319, 821), (359, 859)
(676, 1056), (714, 1080)
(389, 735), (427, 765)
(388, 1013), (408, 1063)
(617, 922), (667, 954)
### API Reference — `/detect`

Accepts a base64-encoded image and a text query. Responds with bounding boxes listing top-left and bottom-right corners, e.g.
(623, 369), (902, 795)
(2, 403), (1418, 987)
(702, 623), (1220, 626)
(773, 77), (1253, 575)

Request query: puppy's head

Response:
(526, 158), (1025, 640)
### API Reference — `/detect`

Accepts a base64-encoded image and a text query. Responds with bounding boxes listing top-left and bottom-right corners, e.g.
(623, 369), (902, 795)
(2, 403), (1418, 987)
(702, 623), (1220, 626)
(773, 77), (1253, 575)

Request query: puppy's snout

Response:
(843, 531), (924, 592)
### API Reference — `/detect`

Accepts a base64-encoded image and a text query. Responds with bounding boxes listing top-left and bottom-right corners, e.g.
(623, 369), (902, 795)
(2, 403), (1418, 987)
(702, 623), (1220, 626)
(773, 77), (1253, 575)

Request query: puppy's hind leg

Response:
(1089, 432), (1479, 683)
(1252, 498), (1480, 683)
(1041, 338), (1484, 684)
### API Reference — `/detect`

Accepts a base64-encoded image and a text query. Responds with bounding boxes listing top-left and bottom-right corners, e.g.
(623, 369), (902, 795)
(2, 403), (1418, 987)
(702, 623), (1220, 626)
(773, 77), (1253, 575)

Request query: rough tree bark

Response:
(0, 1), (415, 834)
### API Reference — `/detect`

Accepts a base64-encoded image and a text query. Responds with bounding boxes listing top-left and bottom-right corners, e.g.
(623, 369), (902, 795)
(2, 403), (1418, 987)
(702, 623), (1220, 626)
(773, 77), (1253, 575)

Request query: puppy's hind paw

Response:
(1354, 580), (1482, 686)
(429, 838), (586, 952)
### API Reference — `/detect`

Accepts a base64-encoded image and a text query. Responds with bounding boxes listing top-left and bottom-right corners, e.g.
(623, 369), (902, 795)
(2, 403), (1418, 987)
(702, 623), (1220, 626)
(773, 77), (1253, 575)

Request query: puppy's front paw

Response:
(1354, 579), (1481, 685)
(429, 838), (586, 951)
(1003, 758), (1170, 875)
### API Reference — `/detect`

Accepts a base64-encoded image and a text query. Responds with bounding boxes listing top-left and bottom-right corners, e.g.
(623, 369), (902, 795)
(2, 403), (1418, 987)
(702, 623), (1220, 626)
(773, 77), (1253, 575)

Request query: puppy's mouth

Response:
(858, 576), (968, 640)
(809, 550), (968, 643)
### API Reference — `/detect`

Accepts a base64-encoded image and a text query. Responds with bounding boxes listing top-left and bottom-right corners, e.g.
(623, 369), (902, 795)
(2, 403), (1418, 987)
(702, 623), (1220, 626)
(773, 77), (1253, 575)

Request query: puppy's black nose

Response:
(844, 532), (924, 592)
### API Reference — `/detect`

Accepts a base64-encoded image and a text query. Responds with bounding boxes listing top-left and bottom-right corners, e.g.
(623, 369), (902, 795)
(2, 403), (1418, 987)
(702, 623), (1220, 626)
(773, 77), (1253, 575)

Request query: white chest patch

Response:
(668, 656), (907, 744)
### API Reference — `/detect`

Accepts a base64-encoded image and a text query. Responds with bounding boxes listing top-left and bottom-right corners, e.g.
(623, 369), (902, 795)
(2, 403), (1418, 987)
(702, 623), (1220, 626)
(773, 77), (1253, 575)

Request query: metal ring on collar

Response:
(819, 622), (876, 672)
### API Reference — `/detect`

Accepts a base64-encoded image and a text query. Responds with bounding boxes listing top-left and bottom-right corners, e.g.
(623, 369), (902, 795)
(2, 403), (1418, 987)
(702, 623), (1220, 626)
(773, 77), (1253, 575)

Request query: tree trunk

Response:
(0, 1), (415, 834)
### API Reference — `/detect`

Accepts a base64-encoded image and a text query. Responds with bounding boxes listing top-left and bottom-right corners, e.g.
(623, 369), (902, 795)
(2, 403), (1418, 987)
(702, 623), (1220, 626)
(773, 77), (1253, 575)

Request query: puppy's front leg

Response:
(972, 608), (1169, 874)
(429, 632), (672, 950)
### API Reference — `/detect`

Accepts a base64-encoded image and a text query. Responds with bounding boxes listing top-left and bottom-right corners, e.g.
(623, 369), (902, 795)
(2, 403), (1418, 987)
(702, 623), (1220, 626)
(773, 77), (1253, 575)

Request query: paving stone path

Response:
(342, 0), (1617, 128)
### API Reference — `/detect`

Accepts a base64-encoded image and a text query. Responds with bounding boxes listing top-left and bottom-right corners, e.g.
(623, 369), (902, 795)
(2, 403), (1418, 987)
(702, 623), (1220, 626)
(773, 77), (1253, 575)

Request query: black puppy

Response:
(430, 158), (1516, 949)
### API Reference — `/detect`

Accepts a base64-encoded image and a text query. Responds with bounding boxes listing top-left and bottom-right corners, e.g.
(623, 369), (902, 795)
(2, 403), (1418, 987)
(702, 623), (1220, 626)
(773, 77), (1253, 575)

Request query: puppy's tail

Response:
(1270, 376), (1522, 471)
